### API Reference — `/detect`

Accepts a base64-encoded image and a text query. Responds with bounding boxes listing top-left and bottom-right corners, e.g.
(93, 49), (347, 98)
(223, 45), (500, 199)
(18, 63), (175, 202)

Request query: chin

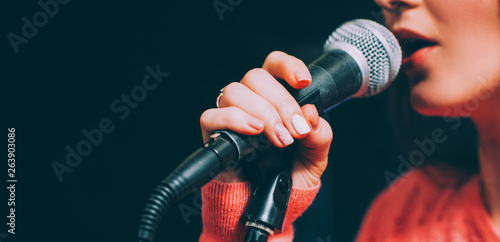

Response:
(410, 93), (450, 117)
(408, 77), (472, 117)
(410, 96), (454, 117)
(404, 53), (499, 117)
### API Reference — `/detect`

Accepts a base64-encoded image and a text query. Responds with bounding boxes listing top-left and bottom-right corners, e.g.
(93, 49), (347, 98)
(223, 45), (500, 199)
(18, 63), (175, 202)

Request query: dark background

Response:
(2, 0), (423, 241)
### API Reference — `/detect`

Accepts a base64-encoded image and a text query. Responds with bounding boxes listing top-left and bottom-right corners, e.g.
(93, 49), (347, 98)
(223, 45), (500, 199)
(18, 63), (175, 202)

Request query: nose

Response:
(374, 0), (420, 14)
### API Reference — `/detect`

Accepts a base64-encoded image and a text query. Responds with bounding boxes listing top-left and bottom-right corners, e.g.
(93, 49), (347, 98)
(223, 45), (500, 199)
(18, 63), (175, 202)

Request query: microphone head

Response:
(324, 19), (402, 97)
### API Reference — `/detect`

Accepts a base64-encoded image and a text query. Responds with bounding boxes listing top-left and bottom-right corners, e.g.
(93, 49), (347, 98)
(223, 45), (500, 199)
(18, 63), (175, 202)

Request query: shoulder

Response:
(356, 163), (477, 241)
(369, 162), (472, 217)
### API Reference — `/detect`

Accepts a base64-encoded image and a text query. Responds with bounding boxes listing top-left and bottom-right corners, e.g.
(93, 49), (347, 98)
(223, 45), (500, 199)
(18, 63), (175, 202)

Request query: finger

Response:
(301, 104), (320, 131)
(292, 106), (332, 188)
(262, 51), (312, 89)
(218, 81), (295, 148)
(298, 104), (333, 164)
(200, 107), (264, 143)
(240, 68), (312, 139)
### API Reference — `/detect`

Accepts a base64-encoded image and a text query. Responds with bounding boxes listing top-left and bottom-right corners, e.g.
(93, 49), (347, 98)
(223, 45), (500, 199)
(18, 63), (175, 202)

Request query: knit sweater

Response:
(357, 165), (500, 241)
(200, 165), (500, 241)
(199, 180), (320, 241)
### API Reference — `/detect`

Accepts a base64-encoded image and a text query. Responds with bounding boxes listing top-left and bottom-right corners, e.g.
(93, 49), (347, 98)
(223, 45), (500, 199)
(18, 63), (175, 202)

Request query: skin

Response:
(200, 51), (333, 188)
(375, 0), (500, 229)
(200, 0), (500, 230)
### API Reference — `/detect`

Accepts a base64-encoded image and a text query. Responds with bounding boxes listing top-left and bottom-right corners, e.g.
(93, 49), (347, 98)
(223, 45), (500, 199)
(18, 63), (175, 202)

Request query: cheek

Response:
(410, 0), (500, 116)
(428, 0), (500, 61)
(426, 0), (499, 25)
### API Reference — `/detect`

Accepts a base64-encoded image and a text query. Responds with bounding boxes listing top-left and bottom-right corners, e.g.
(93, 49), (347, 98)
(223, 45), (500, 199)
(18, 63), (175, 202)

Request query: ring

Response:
(216, 88), (224, 108)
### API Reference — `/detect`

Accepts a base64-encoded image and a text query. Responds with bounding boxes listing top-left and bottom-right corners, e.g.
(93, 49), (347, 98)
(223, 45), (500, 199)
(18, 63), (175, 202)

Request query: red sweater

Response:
(200, 165), (500, 241)
(357, 165), (500, 241)
(199, 180), (320, 241)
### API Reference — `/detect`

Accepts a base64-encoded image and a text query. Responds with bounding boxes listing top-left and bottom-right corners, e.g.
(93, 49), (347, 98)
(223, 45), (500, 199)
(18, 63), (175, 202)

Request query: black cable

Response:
(137, 176), (187, 242)
(137, 132), (240, 242)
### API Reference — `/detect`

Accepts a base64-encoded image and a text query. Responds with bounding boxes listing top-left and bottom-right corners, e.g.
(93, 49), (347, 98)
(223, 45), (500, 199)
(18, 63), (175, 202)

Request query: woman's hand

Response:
(200, 51), (333, 188)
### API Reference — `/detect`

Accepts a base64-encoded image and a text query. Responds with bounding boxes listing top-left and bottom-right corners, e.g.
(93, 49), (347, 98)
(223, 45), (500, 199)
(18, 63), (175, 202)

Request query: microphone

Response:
(294, 19), (402, 111)
(137, 19), (402, 242)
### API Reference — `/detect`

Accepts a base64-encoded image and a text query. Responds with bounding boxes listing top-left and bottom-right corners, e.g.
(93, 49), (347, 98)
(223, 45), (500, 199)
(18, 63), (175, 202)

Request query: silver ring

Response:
(216, 88), (224, 108)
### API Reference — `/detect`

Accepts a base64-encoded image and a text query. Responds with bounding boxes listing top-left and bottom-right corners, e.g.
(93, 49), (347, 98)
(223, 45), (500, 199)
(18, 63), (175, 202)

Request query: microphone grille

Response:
(324, 19), (402, 97)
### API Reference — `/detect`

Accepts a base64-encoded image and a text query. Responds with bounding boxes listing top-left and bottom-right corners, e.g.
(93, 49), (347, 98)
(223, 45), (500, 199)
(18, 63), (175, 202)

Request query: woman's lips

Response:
(392, 28), (439, 72)
(402, 44), (438, 71)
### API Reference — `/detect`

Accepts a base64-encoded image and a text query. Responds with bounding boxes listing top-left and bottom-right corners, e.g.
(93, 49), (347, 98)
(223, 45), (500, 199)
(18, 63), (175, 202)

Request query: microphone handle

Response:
(137, 49), (362, 242)
(193, 48), (364, 186)
(289, 48), (363, 113)
(164, 48), (364, 205)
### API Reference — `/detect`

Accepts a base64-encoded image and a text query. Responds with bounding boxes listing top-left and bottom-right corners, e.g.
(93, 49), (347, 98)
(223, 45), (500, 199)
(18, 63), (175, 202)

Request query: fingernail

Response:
(295, 70), (311, 85)
(292, 114), (311, 135)
(275, 123), (294, 146)
(247, 118), (264, 131)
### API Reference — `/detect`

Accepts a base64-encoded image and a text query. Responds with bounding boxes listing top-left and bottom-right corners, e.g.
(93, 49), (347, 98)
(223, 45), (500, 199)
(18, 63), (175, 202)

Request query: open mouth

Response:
(392, 29), (439, 71)
(401, 39), (438, 58)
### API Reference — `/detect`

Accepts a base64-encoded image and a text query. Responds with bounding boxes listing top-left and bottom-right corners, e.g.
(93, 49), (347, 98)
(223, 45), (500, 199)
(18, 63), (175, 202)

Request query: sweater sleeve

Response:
(199, 179), (321, 242)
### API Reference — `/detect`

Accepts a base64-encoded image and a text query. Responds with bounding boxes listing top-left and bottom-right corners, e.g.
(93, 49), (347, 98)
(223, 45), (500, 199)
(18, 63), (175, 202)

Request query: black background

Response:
(2, 0), (410, 241)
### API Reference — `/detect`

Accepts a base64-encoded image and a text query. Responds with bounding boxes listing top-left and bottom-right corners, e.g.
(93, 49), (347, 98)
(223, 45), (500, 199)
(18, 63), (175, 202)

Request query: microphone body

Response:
(163, 47), (365, 205)
(137, 49), (362, 242)
(292, 49), (363, 112)
(137, 19), (402, 242)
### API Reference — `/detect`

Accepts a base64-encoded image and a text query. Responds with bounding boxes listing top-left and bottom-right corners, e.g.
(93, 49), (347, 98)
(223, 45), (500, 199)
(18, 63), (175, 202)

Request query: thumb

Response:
(291, 104), (333, 187)
(298, 104), (333, 159)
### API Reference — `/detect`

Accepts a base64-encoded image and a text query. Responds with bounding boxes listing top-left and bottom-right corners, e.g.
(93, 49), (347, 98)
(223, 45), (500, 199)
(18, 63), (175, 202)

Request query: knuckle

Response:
(263, 51), (288, 70)
(276, 99), (297, 116)
(294, 59), (306, 69)
(221, 82), (242, 104)
(242, 68), (269, 85)
(245, 68), (268, 79)
(266, 51), (286, 61)
(288, 58), (305, 71)
(200, 109), (215, 128)
(261, 106), (280, 124)
(223, 82), (241, 94)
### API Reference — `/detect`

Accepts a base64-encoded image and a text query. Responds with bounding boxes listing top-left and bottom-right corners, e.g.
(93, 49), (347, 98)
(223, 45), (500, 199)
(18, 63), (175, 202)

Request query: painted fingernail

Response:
(275, 123), (294, 146)
(295, 70), (311, 85)
(292, 114), (311, 135)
